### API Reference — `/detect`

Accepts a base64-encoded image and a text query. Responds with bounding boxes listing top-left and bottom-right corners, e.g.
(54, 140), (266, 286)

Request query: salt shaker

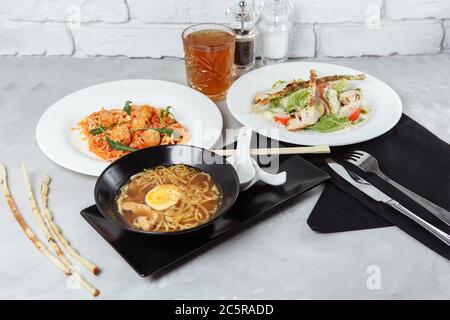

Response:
(258, 0), (294, 65)
(226, 1), (259, 72)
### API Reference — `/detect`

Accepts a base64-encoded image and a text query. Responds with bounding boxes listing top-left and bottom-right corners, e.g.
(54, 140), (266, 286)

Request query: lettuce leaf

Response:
(272, 80), (286, 88)
(332, 79), (347, 94)
(268, 97), (282, 109)
(325, 88), (341, 114)
(308, 114), (349, 133)
(353, 117), (365, 125)
(285, 89), (309, 113)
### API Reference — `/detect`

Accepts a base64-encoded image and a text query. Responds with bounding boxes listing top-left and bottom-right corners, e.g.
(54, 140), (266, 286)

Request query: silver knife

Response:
(326, 158), (450, 247)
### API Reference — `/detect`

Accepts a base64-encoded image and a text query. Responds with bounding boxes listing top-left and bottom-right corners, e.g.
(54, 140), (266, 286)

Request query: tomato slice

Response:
(348, 107), (361, 122)
(274, 115), (289, 126)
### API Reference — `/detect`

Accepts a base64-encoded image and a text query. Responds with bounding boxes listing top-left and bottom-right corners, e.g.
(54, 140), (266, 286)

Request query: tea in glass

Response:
(182, 24), (236, 102)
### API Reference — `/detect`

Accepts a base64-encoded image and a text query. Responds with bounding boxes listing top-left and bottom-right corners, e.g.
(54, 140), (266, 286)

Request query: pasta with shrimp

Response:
(77, 102), (189, 162)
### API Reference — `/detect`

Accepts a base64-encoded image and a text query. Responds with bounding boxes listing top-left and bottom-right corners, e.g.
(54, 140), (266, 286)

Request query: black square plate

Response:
(81, 154), (329, 277)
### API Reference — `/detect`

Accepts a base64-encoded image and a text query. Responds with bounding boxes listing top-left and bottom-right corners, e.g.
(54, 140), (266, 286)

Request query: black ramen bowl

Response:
(94, 145), (240, 236)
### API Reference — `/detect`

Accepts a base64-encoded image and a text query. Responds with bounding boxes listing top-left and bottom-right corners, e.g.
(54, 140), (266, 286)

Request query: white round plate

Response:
(36, 79), (223, 176)
(227, 62), (402, 146)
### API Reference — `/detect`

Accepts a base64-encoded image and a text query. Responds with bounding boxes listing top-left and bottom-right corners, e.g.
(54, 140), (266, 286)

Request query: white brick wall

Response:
(385, 0), (450, 20)
(72, 24), (185, 58)
(0, 0), (128, 22)
(444, 21), (450, 52)
(0, 21), (73, 56)
(290, 25), (315, 57)
(0, 0), (448, 58)
(127, 0), (235, 23)
(291, 0), (383, 23)
(318, 20), (443, 57)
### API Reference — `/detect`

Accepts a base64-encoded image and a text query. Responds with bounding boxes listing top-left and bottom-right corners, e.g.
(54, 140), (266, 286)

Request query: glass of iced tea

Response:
(182, 24), (236, 102)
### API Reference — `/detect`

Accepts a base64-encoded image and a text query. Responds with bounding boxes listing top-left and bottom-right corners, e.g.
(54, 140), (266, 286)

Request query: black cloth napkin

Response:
(302, 114), (450, 260)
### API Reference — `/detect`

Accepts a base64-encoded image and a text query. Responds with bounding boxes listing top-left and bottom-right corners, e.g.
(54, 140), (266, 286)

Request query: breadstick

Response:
(40, 175), (100, 275)
(21, 164), (72, 268)
(0, 164), (70, 275)
(21, 165), (100, 297)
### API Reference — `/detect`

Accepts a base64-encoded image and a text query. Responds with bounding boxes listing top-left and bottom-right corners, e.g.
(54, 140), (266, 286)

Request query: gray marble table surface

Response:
(0, 56), (449, 300)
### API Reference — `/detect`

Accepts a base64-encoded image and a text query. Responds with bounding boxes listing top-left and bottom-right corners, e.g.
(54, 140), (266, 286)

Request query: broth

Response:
(116, 164), (223, 232)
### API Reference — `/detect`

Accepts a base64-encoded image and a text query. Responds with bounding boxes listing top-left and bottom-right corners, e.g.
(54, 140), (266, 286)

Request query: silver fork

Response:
(344, 150), (450, 227)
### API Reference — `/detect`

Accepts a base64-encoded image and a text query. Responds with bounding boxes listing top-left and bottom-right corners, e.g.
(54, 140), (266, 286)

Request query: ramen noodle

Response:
(116, 165), (223, 232)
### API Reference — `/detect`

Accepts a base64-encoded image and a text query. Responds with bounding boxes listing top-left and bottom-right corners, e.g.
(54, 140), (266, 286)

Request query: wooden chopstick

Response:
(212, 146), (330, 156)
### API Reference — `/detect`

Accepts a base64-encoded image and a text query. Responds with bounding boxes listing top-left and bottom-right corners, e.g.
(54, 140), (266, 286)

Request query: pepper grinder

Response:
(258, 0), (294, 65)
(226, 1), (259, 73)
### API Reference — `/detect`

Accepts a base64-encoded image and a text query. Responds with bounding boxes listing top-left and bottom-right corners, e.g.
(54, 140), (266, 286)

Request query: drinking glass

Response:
(182, 24), (236, 102)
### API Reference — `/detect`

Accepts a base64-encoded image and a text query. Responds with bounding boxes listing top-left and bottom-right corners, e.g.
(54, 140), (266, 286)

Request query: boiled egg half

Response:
(145, 184), (181, 211)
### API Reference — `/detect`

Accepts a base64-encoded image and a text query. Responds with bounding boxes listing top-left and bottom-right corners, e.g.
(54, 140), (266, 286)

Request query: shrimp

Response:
(108, 124), (131, 145)
(141, 129), (161, 147)
(131, 115), (150, 130)
(130, 105), (156, 129)
(129, 129), (161, 148)
(98, 109), (117, 128)
(136, 105), (156, 119)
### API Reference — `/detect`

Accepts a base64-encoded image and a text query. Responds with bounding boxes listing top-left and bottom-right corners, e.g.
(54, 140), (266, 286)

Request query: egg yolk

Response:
(145, 184), (181, 211)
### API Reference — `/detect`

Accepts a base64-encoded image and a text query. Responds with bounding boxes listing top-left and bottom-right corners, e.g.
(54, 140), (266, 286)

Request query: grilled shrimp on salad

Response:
(251, 69), (370, 133)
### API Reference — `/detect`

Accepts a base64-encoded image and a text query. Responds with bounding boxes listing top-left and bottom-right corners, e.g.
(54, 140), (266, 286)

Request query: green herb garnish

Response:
(158, 106), (175, 125)
(123, 100), (133, 114)
(89, 126), (107, 135)
(153, 127), (175, 135)
(162, 106), (174, 117)
(105, 137), (137, 152)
